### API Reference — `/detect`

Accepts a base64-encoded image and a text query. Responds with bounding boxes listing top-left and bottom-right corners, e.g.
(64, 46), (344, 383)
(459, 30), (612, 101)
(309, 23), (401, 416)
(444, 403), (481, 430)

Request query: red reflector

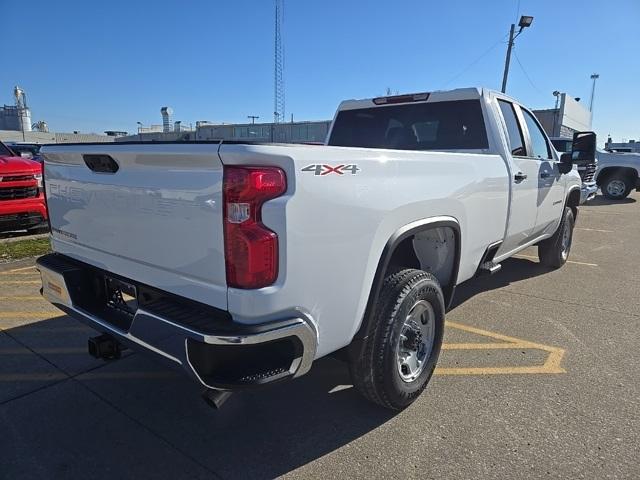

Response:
(372, 92), (430, 105)
(223, 166), (286, 289)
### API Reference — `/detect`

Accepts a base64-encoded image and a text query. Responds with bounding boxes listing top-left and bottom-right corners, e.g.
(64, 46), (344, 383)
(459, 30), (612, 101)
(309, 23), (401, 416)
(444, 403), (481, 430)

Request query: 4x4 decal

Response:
(301, 164), (360, 176)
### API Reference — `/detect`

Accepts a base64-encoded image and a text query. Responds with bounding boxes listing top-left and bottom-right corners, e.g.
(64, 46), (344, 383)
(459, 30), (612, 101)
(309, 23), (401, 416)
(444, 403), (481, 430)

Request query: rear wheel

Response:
(349, 269), (445, 410)
(602, 173), (633, 200)
(538, 206), (575, 268)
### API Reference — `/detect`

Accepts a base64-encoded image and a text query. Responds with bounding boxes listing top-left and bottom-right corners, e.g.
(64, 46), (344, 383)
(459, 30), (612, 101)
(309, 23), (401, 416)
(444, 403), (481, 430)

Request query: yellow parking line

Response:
(436, 321), (566, 375)
(0, 272), (41, 276)
(435, 365), (563, 375)
(4, 265), (37, 273)
(442, 342), (531, 350)
(0, 296), (43, 301)
(576, 227), (613, 233)
(0, 280), (41, 285)
(582, 210), (625, 215)
(0, 311), (60, 319)
(514, 254), (598, 267)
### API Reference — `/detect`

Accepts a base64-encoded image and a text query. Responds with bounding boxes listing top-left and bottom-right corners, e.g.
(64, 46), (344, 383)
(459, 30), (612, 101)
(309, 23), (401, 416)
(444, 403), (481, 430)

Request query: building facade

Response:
(115, 120), (332, 144)
(604, 138), (640, 153)
(533, 93), (592, 138)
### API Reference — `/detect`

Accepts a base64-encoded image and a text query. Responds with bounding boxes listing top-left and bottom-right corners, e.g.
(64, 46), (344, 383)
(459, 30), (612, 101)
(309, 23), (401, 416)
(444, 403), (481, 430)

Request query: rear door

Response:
(42, 143), (227, 309)
(496, 99), (539, 255)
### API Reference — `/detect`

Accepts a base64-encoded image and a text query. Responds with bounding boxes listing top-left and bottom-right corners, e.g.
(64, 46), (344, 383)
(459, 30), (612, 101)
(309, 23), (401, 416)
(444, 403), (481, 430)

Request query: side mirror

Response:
(559, 152), (573, 174)
(20, 151), (33, 159)
(571, 131), (596, 164)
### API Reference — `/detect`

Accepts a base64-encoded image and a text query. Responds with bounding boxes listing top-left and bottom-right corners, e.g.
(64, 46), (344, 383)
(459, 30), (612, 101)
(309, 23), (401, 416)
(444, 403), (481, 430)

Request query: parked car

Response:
(6, 142), (44, 163)
(550, 136), (598, 203)
(0, 140), (48, 233)
(37, 88), (594, 410)
(594, 149), (640, 200)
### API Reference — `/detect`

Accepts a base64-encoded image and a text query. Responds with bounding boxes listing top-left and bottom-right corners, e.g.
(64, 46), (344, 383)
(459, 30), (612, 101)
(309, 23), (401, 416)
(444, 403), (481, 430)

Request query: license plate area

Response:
(105, 276), (138, 317)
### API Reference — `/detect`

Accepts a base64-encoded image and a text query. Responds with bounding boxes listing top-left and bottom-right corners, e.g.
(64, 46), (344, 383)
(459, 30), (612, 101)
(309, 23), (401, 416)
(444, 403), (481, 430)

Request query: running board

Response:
(478, 261), (502, 275)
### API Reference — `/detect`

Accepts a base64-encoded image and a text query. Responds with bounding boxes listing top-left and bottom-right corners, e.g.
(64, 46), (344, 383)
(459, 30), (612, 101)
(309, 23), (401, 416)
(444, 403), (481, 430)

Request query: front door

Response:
(519, 108), (565, 236)
(496, 100), (539, 255)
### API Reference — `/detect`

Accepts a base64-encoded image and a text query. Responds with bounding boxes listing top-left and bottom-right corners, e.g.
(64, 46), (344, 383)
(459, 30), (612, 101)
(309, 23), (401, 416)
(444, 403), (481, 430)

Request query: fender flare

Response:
(348, 216), (461, 355)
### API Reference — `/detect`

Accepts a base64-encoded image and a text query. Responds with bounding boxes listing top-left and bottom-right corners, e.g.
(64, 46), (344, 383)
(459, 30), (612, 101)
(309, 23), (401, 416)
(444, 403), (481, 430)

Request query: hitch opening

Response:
(88, 334), (124, 360)
(202, 389), (233, 410)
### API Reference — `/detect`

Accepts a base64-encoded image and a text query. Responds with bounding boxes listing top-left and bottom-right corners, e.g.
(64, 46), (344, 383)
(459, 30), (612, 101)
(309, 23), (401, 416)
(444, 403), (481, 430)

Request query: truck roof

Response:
(336, 87), (512, 112)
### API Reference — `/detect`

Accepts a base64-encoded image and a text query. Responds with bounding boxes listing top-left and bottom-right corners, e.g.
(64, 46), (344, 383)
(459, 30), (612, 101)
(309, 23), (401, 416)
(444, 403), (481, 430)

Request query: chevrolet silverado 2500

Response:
(0, 140), (47, 232)
(37, 88), (595, 410)
(594, 149), (640, 200)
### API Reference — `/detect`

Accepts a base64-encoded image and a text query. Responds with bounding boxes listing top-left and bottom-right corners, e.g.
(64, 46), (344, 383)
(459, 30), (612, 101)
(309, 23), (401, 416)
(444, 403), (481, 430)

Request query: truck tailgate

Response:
(41, 143), (227, 309)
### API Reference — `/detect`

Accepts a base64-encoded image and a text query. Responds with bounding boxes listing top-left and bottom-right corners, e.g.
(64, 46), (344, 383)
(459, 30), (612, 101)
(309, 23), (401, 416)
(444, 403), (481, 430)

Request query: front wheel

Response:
(602, 173), (632, 200)
(538, 206), (575, 268)
(349, 269), (445, 410)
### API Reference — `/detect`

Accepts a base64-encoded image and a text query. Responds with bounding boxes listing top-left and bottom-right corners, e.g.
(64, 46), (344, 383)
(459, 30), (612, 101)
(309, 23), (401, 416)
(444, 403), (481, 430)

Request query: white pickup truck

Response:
(38, 88), (595, 410)
(594, 149), (640, 200)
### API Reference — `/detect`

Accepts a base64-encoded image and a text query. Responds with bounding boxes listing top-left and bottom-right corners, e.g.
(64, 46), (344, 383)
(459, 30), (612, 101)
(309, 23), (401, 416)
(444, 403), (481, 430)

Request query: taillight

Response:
(223, 166), (286, 289)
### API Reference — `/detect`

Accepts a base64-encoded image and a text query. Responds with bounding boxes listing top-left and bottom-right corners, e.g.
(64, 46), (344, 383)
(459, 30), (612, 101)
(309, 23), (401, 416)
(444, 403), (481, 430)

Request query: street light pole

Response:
(589, 74), (599, 113)
(501, 16), (534, 94)
(552, 91), (561, 137)
(248, 115), (259, 124)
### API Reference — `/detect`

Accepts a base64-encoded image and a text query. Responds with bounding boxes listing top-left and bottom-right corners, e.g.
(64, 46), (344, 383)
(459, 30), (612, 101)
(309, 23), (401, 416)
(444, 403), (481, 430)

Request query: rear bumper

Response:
(36, 253), (317, 391)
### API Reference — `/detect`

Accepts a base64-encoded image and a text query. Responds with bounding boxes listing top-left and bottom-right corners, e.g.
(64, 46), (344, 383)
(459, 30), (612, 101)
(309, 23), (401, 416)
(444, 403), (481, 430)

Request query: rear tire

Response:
(602, 172), (632, 200)
(349, 269), (445, 410)
(538, 206), (575, 268)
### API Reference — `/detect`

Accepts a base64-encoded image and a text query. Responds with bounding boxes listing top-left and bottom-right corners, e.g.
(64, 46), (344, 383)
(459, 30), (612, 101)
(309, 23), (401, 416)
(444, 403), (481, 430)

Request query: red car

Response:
(0, 140), (48, 232)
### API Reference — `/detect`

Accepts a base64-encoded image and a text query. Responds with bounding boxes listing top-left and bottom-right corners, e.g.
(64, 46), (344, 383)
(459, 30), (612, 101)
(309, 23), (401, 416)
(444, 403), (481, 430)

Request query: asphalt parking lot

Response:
(1, 192), (638, 480)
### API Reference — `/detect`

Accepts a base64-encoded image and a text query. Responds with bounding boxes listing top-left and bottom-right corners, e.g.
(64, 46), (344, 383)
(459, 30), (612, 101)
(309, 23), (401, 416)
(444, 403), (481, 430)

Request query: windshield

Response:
(328, 100), (488, 151)
(0, 141), (16, 157)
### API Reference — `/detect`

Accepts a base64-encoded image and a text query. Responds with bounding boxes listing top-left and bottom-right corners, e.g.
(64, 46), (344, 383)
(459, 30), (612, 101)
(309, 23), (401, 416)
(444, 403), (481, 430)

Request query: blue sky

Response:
(1, 0), (638, 143)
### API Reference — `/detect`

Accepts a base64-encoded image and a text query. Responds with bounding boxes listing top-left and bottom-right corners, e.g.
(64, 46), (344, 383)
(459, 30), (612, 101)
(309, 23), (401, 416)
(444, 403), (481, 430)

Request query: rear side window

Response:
(497, 100), (526, 156)
(328, 100), (488, 151)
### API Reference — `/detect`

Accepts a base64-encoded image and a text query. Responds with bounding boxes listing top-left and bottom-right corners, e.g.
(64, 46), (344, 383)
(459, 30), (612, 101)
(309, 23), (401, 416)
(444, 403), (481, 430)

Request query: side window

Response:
(522, 109), (552, 160)
(497, 100), (526, 156)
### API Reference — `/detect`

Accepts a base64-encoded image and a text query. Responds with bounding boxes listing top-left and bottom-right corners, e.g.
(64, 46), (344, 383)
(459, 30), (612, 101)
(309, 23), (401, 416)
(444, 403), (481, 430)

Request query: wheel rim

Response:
(396, 300), (436, 383)
(606, 179), (626, 197)
(560, 217), (572, 260)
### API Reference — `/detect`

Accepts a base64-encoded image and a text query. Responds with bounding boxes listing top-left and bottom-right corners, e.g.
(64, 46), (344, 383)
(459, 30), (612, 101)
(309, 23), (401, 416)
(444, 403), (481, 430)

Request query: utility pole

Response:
(501, 16), (534, 93)
(248, 115), (259, 124)
(589, 73), (599, 112)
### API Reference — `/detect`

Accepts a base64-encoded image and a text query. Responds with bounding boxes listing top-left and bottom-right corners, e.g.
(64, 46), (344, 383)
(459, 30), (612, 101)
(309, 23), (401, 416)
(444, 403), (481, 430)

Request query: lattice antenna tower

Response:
(274, 0), (285, 123)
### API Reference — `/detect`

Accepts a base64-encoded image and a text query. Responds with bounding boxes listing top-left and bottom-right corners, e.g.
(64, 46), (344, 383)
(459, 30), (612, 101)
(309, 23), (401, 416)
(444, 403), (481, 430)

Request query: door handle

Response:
(514, 172), (527, 182)
(540, 172), (551, 179)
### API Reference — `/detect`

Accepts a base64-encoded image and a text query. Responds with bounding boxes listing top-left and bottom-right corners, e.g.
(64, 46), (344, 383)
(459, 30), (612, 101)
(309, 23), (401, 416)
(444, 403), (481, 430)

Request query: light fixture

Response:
(518, 15), (534, 29)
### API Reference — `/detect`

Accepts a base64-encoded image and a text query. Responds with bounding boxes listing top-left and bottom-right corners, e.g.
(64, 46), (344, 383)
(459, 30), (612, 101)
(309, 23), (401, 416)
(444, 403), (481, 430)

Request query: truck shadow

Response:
(584, 195), (636, 206)
(2, 258), (558, 478)
(2, 315), (395, 479)
(450, 257), (550, 309)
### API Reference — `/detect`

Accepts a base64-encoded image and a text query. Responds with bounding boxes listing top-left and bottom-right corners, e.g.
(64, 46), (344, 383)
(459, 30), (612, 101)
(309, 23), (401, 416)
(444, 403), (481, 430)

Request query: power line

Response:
(513, 51), (543, 94)
(442, 35), (508, 88)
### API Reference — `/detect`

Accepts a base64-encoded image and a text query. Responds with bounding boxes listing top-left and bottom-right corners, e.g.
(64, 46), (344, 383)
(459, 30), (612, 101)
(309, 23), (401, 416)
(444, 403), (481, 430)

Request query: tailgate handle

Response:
(83, 154), (119, 173)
